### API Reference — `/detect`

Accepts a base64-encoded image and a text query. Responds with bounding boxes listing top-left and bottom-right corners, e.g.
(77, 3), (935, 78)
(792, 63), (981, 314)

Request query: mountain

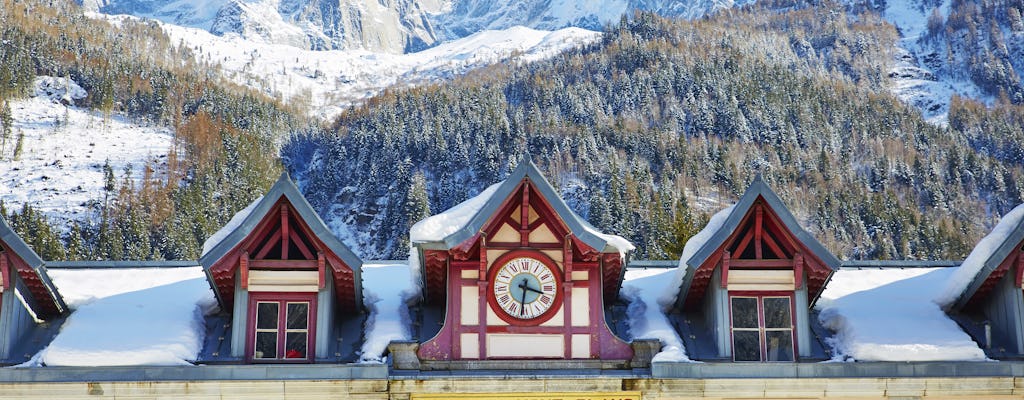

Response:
(80, 0), (757, 53)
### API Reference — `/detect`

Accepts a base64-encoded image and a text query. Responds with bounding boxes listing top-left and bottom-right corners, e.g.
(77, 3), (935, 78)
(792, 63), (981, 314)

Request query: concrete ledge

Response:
(419, 359), (631, 370)
(652, 361), (1024, 379)
(0, 363), (388, 383)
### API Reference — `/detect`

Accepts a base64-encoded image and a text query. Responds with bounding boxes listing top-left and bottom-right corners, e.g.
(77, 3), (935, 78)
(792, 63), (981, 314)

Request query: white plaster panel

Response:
(486, 307), (508, 326)
(247, 270), (319, 292)
(493, 223), (520, 243)
(539, 305), (565, 327)
(487, 334), (562, 358)
(570, 271), (589, 281)
(528, 223), (558, 244)
(461, 286), (479, 326)
(572, 334), (591, 359)
(571, 287), (590, 327)
(461, 269), (479, 280)
(460, 333), (479, 359)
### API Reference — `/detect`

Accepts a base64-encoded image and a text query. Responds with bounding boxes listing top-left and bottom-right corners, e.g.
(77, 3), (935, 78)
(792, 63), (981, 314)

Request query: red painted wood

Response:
(254, 230), (282, 260)
(481, 325), (591, 334)
(729, 259), (793, 268)
(0, 252), (9, 291)
(794, 253), (804, 289)
(720, 251), (731, 289)
(732, 229), (755, 258)
(521, 183), (530, 247)
(289, 228), (314, 260)
(317, 252), (326, 290)
(1016, 250), (1024, 287)
(755, 205), (764, 259)
(240, 252), (250, 290)
(280, 205), (290, 260)
(245, 291), (317, 363)
(761, 231), (788, 259)
(248, 259), (318, 269)
(487, 242), (564, 249)
(563, 280), (573, 359)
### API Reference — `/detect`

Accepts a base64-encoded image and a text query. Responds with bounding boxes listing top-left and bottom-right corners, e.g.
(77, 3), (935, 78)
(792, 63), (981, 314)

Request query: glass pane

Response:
(287, 303), (309, 330)
(285, 332), (308, 359)
(733, 330), (761, 361)
(256, 302), (279, 330)
(764, 297), (792, 328)
(731, 297), (758, 328)
(765, 331), (794, 361)
(255, 331), (277, 359)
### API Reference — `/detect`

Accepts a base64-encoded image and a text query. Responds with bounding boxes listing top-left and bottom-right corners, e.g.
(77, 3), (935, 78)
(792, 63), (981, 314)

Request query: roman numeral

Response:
(498, 294), (510, 304)
(539, 295), (551, 304)
(495, 284), (507, 293)
(542, 284), (553, 291)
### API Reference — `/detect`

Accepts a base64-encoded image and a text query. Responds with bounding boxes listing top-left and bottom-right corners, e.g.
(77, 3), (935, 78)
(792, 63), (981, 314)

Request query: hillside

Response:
(284, 5), (1024, 260)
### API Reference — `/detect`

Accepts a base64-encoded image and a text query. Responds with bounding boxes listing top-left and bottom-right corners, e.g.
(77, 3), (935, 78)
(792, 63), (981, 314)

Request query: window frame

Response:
(728, 291), (796, 362)
(246, 292), (317, 363)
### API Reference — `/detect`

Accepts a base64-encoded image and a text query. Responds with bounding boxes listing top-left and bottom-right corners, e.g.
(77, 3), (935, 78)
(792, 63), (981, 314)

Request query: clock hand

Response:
(518, 278), (528, 316)
(524, 285), (544, 295)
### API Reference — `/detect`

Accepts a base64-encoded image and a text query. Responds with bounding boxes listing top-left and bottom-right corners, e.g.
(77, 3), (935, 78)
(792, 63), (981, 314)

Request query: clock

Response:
(490, 255), (560, 322)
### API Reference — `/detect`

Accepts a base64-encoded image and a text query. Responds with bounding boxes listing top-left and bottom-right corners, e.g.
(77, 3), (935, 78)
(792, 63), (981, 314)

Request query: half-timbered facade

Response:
(943, 204), (1024, 358)
(667, 176), (839, 361)
(410, 158), (634, 368)
(200, 173), (363, 363)
(0, 215), (66, 364)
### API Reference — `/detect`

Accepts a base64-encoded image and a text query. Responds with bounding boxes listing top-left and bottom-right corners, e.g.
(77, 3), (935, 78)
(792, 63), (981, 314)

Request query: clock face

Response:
(492, 257), (559, 320)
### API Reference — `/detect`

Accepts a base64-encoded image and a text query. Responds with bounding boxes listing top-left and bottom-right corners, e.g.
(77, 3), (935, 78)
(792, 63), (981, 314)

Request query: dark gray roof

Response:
(951, 210), (1024, 310)
(0, 215), (66, 316)
(674, 176), (841, 309)
(419, 157), (616, 253)
(198, 172), (363, 309)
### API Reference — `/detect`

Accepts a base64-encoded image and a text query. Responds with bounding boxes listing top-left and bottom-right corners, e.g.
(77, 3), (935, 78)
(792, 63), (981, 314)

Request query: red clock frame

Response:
(486, 250), (564, 326)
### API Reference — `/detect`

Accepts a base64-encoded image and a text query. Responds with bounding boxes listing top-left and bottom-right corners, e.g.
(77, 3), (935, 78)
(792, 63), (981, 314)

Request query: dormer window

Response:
(730, 294), (794, 362)
(250, 293), (316, 362)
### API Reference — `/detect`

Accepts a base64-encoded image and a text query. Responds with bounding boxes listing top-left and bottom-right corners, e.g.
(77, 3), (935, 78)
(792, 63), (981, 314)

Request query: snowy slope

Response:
(876, 0), (992, 124)
(154, 18), (601, 119)
(0, 77), (174, 231)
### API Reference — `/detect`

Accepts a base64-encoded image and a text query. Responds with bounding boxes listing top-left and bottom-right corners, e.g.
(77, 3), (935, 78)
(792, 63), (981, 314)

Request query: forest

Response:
(2, 0), (1024, 263)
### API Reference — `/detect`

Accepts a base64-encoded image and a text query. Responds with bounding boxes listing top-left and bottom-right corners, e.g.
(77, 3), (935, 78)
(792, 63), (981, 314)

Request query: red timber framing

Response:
(967, 239), (1024, 309)
(683, 197), (832, 311)
(0, 246), (61, 319)
(417, 179), (632, 361)
(206, 197), (357, 312)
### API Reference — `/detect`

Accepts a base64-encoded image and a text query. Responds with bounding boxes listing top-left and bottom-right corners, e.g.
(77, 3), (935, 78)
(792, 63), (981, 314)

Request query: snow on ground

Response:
(936, 203), (1024, 307)
(880, 0), (991, 125)
(140, 17), (600, 120)
(0, 77), (174, 231)
(30, 267), (217, 366)
(816, 267), (987, 362)
(621, 267), (690, 362)
(358, 261), (418, 363)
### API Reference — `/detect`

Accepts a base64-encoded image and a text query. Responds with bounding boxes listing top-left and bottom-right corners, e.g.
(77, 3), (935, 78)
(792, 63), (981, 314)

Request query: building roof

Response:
(0, 215), (66, 319)
(670, 176), (841, 309)
(942, 203), (1024, 310)
(199, 172), (363, 310)
(412, 157), (631, 255)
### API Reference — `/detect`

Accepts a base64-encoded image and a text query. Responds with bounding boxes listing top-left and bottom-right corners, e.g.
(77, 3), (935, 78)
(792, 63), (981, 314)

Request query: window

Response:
(730, 294), (794, 362)
(248, 293), (316, 362)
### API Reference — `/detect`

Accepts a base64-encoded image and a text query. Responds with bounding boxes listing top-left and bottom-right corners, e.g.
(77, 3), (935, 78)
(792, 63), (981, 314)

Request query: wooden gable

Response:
(202, 174), (363, 314)
(683, 195), (833, 310)
(207, 196), (358, 312)
(964, 236), (1024, 310)
(0, 217), (65, 320)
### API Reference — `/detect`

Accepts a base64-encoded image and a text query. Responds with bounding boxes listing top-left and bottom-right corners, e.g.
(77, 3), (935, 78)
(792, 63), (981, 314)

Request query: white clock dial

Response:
(492, 257), (559, 320)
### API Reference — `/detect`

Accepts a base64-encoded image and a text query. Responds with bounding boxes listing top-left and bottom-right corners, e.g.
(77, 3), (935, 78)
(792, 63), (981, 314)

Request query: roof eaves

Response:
(954, 222), (1024, 310)
(0, 216), (66, 316)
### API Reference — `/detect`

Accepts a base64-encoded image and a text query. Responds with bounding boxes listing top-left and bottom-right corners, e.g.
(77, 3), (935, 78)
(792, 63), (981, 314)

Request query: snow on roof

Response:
(816, 268), (986, 362)
(577, 212), (636, 254)
(30, 267), (217, 367)
(621, 268), (690, 362)
(201, 195), (263, 256)
(409, 183), (501, 244)
(358, 261), (418, 363)
(935, 203), (1024, 308)
(658, 204), (735, 307)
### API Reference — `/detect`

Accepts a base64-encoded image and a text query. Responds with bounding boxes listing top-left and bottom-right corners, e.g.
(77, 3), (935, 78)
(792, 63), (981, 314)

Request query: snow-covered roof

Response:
(817, 267), (986, 362)
(31, 266), (216, 367)
(937, 203), (1024, 309)
(0, 215), (66, 318)
(621, 268), (689, 362)
(198, 172), (364, 310)
(664, 176), (841, 309)
(358, 261), (418, 363)
(410, 157), (633, 254)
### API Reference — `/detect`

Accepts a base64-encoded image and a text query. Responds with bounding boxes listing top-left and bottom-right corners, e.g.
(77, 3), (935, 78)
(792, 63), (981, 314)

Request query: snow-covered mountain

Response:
(81, 0), (752, 53)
